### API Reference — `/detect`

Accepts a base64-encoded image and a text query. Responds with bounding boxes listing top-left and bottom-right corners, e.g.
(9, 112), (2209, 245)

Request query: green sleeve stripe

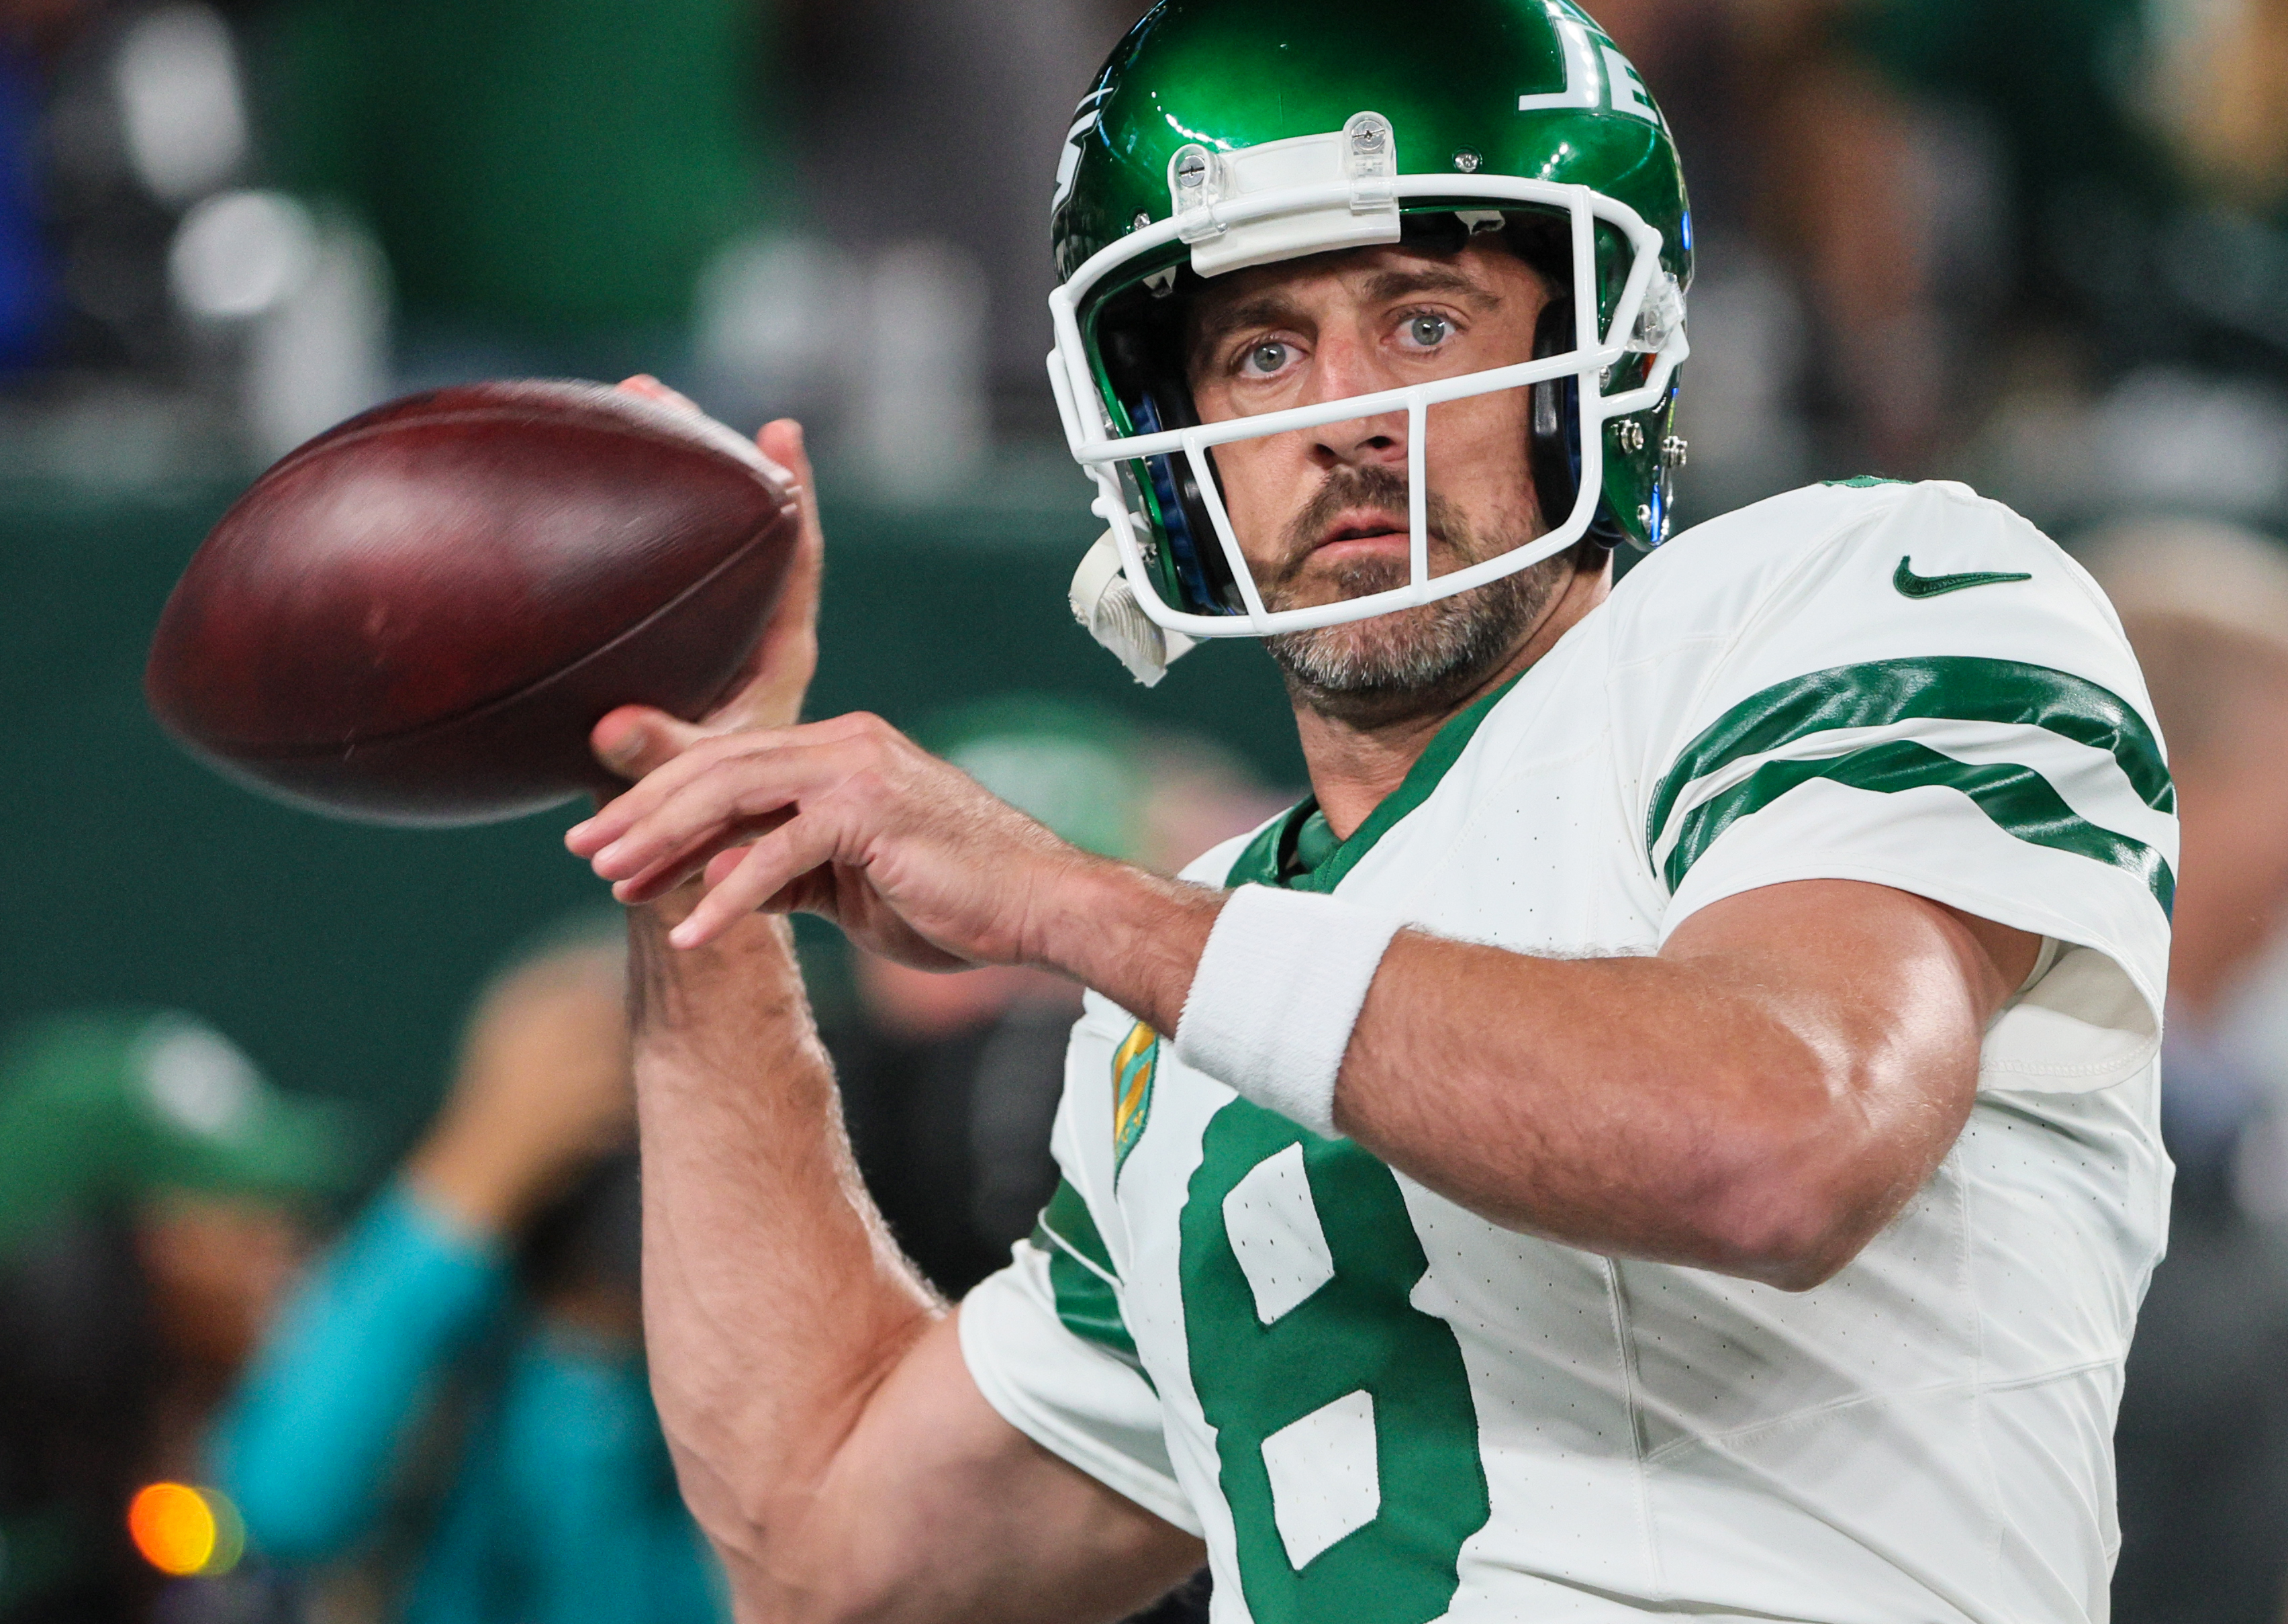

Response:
(1648, 658), (2173, 862)
(1033, 1178), (1116, 1278)
(1045, 1244), (1141, 1362)
(1661, 738), (2176, 914)
(1030, 1180), (1140, 1362)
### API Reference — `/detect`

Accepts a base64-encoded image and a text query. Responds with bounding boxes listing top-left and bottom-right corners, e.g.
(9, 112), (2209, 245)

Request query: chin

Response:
(1266, 552), (1566, 715)
(1270, 610), (1496, 702)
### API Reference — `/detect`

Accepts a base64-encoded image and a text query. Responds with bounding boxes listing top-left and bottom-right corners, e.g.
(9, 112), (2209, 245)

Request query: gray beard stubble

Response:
(1261, 465), (1569, 722)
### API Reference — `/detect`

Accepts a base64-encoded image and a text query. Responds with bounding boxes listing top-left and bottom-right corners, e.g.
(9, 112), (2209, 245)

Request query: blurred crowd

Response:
(3, 0), (2288, 522)
(0, 0), (1159, 489)
(3, 0), (2288, 1619)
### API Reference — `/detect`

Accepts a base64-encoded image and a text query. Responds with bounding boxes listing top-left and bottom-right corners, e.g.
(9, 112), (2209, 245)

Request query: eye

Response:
(1240, 340), (1293, 377)
(1401, 314), (1456, 349)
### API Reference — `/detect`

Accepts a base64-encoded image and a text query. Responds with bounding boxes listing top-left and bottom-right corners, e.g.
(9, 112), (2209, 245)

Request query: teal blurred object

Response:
(0, 470), (1300, 1151)
(218, 1184), (724, 1621)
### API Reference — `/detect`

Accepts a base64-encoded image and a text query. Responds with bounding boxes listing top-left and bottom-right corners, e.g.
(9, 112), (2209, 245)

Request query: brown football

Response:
(145, 381), (800, 826)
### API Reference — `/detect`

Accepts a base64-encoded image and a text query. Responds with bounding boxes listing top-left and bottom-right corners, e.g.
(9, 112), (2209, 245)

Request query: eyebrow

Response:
(1362, 265), (1504, 308)
(1186, 264), (1507, 368)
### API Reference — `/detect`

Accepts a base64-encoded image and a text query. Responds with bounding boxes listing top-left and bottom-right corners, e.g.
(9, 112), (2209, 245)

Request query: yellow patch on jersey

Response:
(1112, 1021), (1159, 1176)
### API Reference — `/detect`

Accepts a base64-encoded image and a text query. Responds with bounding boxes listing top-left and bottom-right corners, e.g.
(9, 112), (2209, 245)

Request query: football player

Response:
(571, 2), (2175, 1619)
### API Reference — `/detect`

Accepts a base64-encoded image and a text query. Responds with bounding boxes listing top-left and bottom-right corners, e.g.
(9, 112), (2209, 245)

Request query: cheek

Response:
(1425, 389), (1532, 472)
(1208, 438), (1307, 542)
(1424, 390), (1540, 524)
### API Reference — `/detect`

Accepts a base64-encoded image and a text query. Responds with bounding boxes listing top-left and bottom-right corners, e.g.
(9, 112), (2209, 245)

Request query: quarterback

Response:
(571, 1), (2174, 1620)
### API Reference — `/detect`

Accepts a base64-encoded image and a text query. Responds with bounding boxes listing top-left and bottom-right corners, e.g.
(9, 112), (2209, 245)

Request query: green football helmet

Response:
(1051, 0), (1693, 683)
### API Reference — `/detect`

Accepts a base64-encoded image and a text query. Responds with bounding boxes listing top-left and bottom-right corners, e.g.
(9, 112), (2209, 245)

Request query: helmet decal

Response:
(1517, 9), (1661, 124)
(1051, 86), (1113, 219)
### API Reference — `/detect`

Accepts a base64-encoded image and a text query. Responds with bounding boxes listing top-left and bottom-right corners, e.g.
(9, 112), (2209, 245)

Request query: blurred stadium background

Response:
(5, 0), (2288, 1619)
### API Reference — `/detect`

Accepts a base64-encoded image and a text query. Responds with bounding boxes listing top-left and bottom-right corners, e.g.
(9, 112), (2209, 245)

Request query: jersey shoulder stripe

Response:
(1647, 657), (2173, 841)
(1647, 657), (2177, 908)
(1664, 738), (2175, 910)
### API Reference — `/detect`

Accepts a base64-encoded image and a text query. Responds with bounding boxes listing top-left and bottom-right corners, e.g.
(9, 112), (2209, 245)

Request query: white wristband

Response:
(1174, 885), (1403, 1139)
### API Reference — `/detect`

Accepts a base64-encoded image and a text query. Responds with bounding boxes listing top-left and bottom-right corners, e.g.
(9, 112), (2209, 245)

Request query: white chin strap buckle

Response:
(1070, 532), (1197, 687)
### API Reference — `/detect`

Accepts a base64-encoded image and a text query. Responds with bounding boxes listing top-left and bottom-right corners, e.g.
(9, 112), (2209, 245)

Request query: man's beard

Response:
(1260, 465), (1570, 726)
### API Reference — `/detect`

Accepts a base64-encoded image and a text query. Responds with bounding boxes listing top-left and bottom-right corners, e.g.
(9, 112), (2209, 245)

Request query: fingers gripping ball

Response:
(144, 381), (802, 826)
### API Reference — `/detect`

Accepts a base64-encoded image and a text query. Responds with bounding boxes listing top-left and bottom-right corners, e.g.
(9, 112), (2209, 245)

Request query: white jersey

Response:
(959, 480), (2175, 1623)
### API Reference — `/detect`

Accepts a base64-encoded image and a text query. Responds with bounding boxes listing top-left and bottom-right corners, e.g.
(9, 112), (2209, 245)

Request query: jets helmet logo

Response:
(1051, 87), (1113, 218)
(1517, 3), (1661, 125)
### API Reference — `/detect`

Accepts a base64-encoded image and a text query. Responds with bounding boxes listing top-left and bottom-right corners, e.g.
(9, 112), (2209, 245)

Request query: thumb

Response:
(591, 705), (706, 781)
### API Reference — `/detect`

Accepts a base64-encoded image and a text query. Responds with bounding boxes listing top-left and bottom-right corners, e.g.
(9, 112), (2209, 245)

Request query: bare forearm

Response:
(633, 890), (1208, 1621)
(1025, 859), (1222, 1036)
(1341, 883), (2016, 1286)
(1021, 869), (1833, 1275)
(1032, 873), (1995, 1290)
(1333, 939), (1917, 1283)
(1055, 890), (1881, 1282)
(628, 894), (938, 1591)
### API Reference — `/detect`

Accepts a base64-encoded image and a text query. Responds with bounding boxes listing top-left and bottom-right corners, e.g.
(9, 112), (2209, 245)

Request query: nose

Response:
(1305, 328), (1408, 472)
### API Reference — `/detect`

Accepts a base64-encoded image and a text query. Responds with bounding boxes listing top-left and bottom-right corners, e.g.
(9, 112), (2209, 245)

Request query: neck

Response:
(1295, 556), (1611, 840)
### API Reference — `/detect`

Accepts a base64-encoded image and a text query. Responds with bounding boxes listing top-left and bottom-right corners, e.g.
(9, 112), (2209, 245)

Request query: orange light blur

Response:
(128, 1482), (243, 1577)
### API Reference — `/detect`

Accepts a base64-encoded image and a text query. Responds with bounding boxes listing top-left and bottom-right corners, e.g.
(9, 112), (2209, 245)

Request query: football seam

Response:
(183, 508), (797, 759)
(256, 395), (777, 489)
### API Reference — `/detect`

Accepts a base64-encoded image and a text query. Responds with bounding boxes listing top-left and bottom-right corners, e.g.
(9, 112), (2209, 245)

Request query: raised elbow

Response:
(1696, 1177), (1873, 1292)
(1739, 1219), (1869, 1294)
(1689, 1072), (1911, 1292)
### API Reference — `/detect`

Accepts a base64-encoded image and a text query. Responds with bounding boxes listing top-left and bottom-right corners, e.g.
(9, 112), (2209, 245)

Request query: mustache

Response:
(1272, 466), (1469, 587)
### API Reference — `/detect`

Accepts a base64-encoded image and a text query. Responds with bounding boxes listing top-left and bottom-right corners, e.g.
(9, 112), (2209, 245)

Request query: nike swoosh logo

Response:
(1894, 557), (2034, 599)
